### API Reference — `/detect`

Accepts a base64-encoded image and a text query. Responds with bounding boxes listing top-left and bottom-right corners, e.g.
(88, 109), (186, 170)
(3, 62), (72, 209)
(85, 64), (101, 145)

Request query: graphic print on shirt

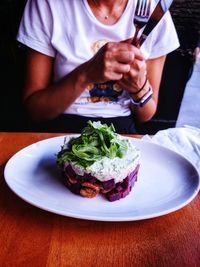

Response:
(86, 40), (123, 103)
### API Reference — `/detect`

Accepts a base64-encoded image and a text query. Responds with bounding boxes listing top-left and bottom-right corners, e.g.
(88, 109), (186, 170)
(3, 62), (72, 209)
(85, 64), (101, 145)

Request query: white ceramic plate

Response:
(4, 136), (200, 221)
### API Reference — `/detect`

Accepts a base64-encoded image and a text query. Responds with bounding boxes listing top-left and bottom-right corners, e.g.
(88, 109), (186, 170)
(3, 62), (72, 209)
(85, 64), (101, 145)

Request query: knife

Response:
(134, 0), (174, 47)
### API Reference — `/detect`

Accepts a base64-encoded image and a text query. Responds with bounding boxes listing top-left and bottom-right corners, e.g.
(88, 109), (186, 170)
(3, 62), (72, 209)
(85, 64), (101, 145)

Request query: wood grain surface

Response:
(0, 132), (199, 267)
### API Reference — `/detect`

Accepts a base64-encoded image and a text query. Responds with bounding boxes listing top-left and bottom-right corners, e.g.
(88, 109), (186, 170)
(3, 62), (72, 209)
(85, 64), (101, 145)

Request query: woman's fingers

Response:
(120, 38), (145, 60)
(100, 62), (130, 81)
(118, 57), (147, 92)
(106, 62), (131, 76)
(104, 42), (144, 62)
(102, 43), (145, 77)
(87, 40), (145, 83)
(114, 51), (134, 64)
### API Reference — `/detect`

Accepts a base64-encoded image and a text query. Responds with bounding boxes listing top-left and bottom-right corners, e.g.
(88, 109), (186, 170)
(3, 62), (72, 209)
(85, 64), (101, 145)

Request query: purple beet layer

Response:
(62, 164), (140, 201)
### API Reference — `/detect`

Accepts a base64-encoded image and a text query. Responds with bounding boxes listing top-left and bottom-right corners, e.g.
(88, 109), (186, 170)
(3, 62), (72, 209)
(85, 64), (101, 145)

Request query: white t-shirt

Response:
(17, 0), (179, 118)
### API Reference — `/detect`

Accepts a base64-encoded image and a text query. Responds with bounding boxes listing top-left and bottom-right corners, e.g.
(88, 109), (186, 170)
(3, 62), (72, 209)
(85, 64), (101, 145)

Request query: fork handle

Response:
(131, 38), (140, 47)
(132, 27), (140, 47)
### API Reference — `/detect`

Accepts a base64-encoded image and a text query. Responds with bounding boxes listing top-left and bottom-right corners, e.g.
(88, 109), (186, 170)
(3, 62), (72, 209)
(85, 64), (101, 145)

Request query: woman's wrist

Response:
(129, 86), (153, 107)
(131, 76), (148, 95)
(129, 78), (153, 107)
(73, 62), (92, 92)
(130, 76), (151, 99)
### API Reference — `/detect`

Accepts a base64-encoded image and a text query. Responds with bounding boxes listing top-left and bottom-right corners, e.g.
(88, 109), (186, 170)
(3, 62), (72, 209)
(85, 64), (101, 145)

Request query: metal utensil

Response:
(133, 0), (151, 45)
(137, 0), (174, 47)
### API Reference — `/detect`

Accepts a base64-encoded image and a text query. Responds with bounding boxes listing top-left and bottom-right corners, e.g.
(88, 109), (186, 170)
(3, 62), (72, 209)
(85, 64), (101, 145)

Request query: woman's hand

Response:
(84, 41), (145, 84)
(118, 55), (147, 94)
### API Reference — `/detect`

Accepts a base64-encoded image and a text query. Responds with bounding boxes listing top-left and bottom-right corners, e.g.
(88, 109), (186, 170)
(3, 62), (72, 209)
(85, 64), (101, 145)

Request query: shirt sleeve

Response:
(16, 0), (55, 57)
(141, 11), (180, 59)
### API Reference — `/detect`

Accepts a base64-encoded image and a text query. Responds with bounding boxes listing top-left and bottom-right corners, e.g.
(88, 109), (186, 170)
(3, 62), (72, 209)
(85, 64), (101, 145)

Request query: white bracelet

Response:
(129, 86), (153, 107)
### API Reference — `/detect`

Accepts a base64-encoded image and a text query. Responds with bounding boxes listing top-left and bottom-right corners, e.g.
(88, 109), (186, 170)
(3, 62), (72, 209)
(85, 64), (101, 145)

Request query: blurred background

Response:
(0, 0), (199, 132)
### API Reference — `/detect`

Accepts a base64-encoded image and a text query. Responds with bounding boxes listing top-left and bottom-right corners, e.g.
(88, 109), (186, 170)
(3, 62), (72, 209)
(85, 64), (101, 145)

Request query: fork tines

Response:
(134, 0), (151, 24)
(133, 0), (151, 45)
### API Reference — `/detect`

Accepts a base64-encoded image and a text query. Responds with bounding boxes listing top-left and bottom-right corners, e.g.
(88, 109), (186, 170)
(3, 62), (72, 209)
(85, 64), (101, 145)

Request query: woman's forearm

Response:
(130, 79), (157, 122)
(24, 63), (89, 121)
(133, 55), (166, 122)
(132, 98), (157, 122)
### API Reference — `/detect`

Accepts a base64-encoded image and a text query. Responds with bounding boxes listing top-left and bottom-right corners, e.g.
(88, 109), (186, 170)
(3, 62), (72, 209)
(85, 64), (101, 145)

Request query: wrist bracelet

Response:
(130, 76), (148, 95)
(129, 86), (153, 107)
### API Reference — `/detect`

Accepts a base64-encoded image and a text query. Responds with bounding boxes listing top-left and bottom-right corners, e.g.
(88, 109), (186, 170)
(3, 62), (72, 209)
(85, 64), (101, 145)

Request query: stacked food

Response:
(56, 121), (140, 201)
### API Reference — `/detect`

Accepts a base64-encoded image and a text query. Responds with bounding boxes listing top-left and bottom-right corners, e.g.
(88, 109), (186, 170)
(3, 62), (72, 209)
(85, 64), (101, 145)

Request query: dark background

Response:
(0, 0), (200, 133)
(0, 0), (27, 131)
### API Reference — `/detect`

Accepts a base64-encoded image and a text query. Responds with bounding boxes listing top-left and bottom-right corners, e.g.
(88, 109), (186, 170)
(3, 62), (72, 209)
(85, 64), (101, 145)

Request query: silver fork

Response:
(132, 0), (151, 46)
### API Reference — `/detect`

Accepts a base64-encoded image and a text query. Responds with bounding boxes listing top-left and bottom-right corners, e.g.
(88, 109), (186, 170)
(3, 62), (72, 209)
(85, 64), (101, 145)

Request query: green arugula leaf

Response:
(57, 121), (128, 168)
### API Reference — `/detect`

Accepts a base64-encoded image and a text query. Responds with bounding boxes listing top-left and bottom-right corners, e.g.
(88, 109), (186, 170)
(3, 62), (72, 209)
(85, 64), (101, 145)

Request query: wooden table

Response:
(0, 132), (199, 267)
